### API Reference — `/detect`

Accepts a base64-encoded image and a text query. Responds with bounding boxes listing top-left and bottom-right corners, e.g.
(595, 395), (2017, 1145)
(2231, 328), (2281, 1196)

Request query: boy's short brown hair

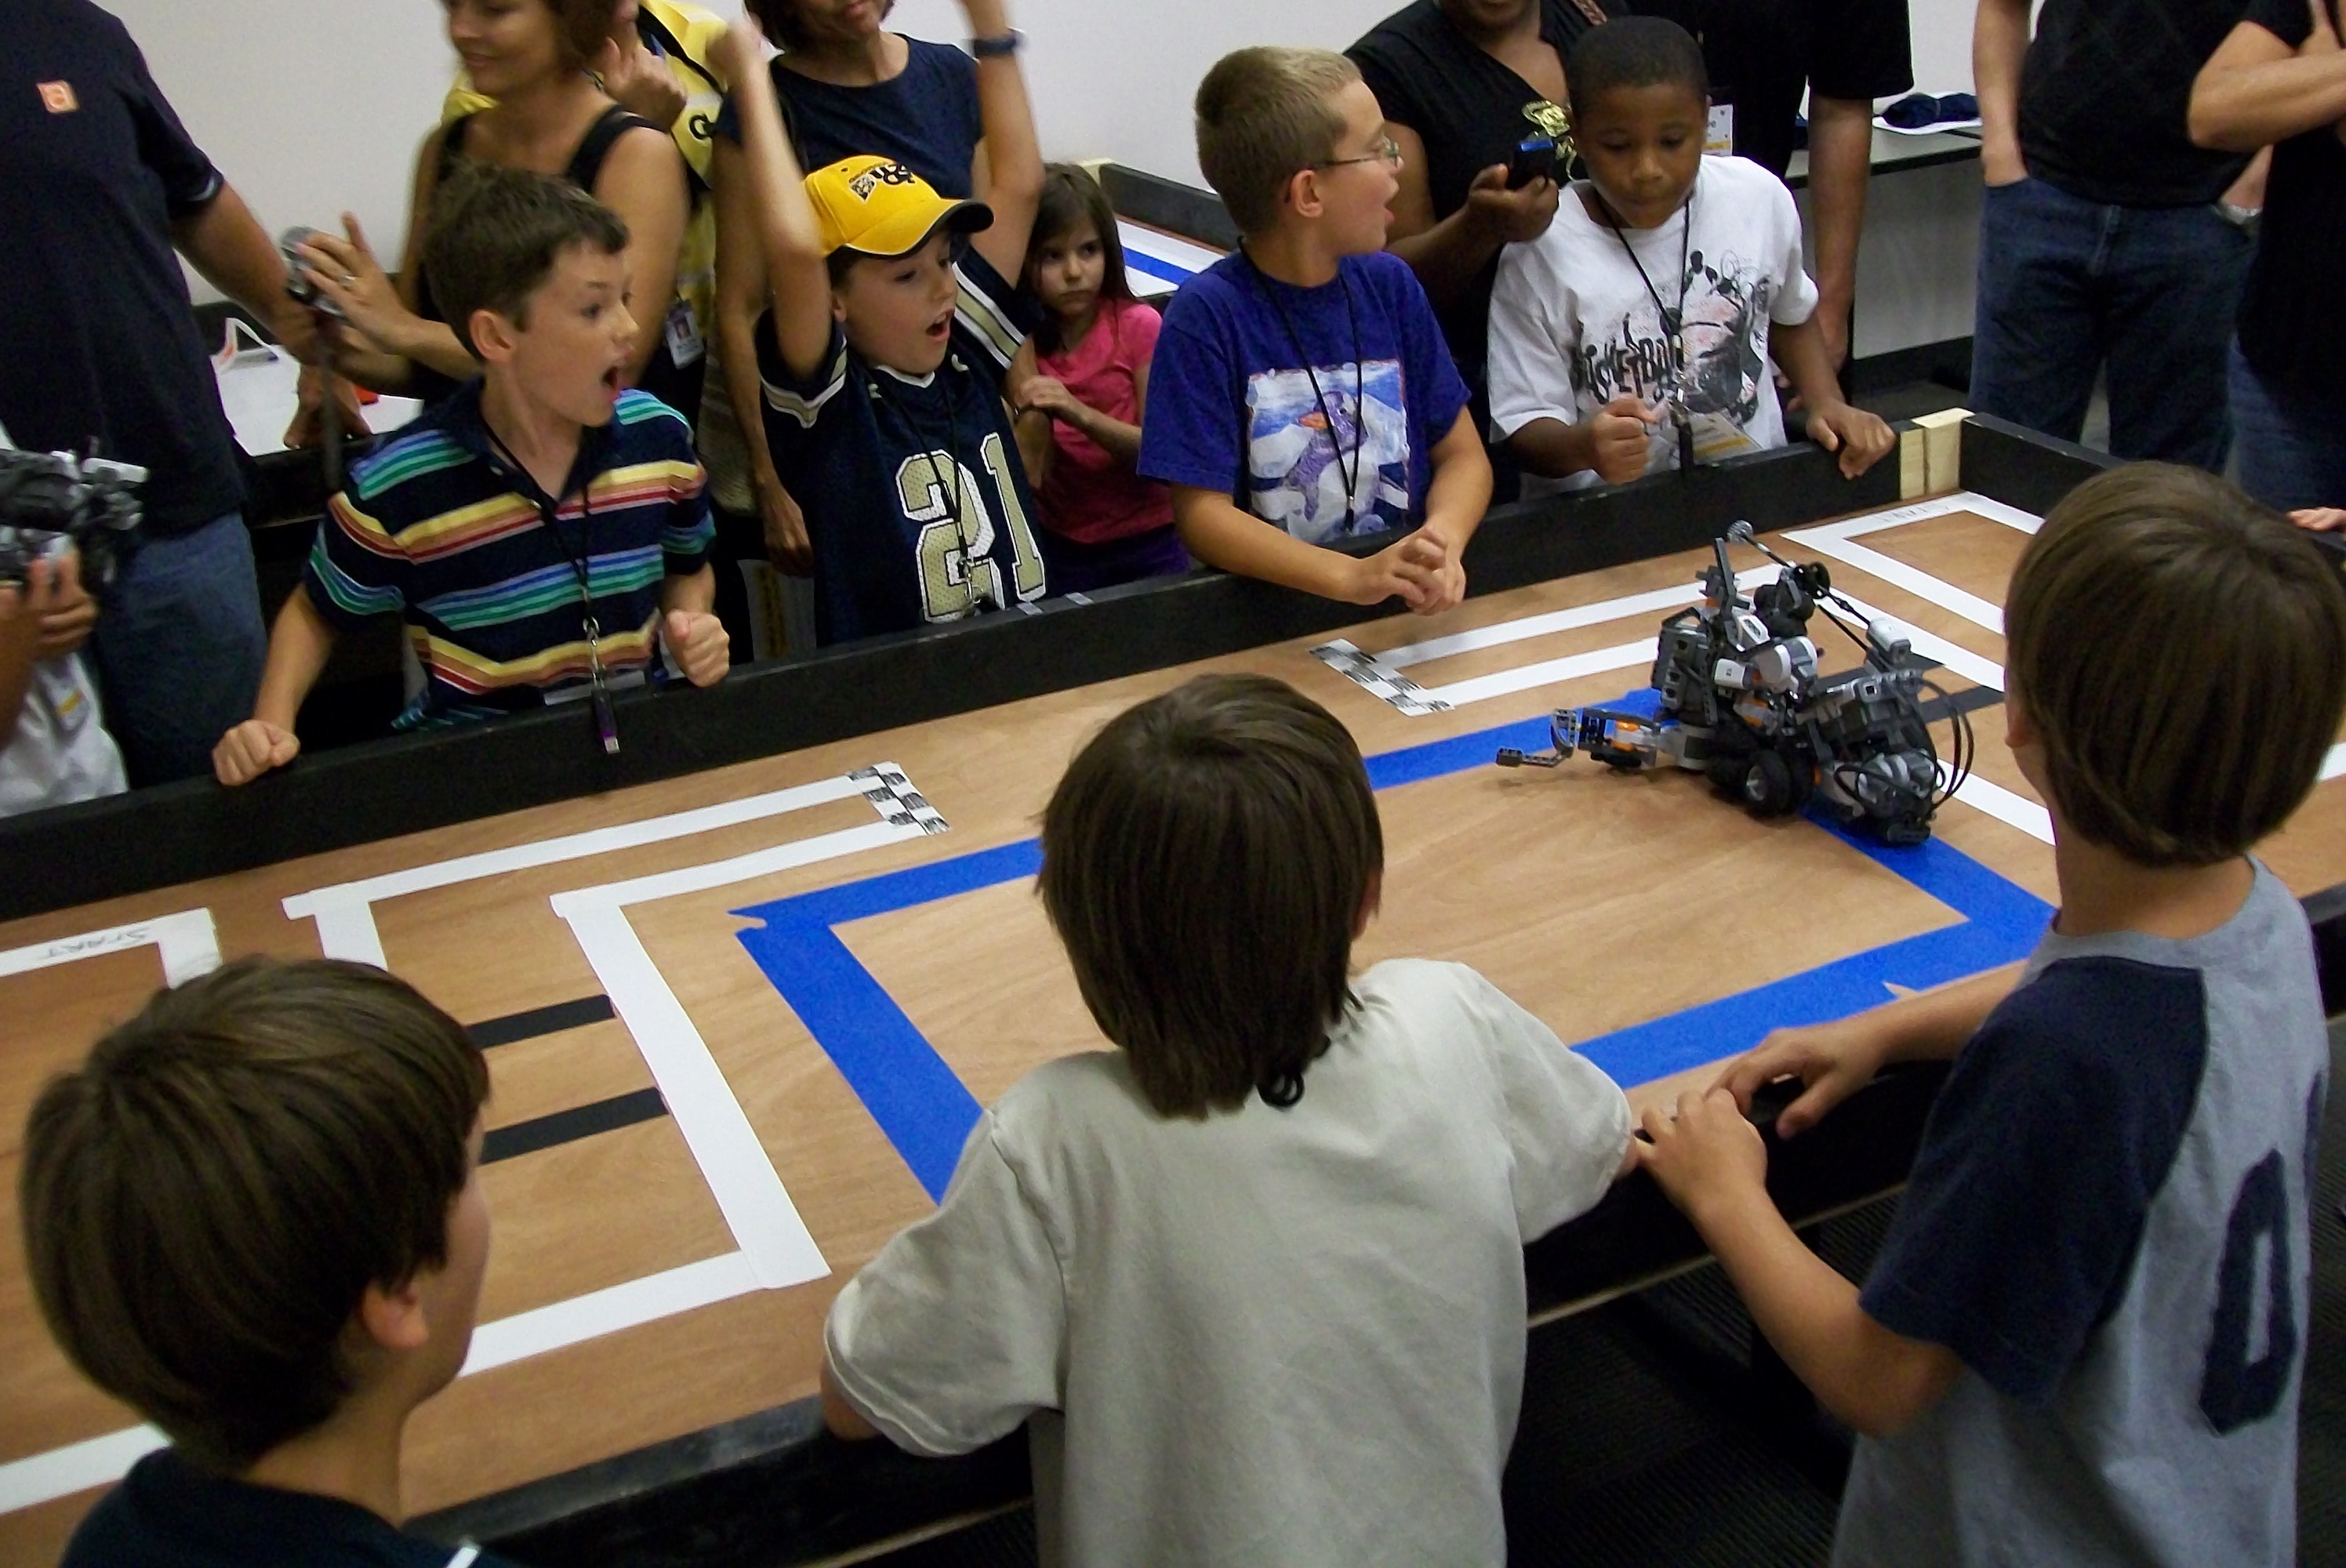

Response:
(1193, 47), (1361, 235)
(422, 164), (629, 358)
(1039, 674), (1382, 1118)
(2005, 463), (2346, 866)
(20, 958), (489, 1471)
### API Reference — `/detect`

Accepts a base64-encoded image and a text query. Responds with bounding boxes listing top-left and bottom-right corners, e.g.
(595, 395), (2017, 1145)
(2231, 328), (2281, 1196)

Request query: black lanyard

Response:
(484, 427), (621, 755)
(1594, 183), (1698, 474)
(1245, 249), (1368, 535)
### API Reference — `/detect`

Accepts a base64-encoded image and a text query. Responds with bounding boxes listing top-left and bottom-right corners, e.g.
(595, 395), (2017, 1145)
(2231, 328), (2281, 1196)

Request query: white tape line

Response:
(1788, 529), (2008, 635)
(1372, 567), (1778, 669)
(1828, 590), (2006, 691)
(549, 818), (913, 915)
(557, 902), (828, 1289)
(284, 772), (868, 920)
(2323, 743), (2346, 783)
(1801, 491), (2042, 542)
(1952, 774), (2054, 843)
(0, 1425), (169, 1515)
(460, 1250), (764, 1376)
(307, 899), (390, 967)
(0, 909), (218, 982)
(0, 1252), (771, 1515)
(1416, 639), (1660, 708)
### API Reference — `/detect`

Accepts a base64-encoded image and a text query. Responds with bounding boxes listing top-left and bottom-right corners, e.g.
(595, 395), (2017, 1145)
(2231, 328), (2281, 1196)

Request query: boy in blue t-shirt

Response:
(721, 4), (1051, 645)
(25, 958), (517, 1568)
(1636, 463), (2346, 1566)
(213, 166), (725, 786)
(1138, 47), (1493, 615)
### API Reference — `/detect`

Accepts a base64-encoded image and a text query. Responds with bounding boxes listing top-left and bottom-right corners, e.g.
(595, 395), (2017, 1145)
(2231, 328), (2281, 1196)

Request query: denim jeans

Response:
(1972, 176), (2253, 470)
(2228, 339), (2346, 514)
(89, 510), (267, 786)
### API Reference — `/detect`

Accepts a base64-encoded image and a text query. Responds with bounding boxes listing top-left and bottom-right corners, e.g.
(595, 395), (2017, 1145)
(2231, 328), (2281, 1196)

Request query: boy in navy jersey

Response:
(1637, 464), (2346, 1567)
(721, 3), (1048, 645)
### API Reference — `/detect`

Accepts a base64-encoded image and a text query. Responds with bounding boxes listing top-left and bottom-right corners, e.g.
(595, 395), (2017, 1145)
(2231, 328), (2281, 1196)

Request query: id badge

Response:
(663, 299), (706, 368)
(1706, 103), (1735, 157)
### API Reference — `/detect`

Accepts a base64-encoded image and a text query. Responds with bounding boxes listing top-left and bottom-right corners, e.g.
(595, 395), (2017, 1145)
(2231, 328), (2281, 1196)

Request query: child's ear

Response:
(470, 307), (519, 367)
(1284, 167), (1324, 220)
(2003, 677), (2036, 752)
(830, 289), (850, 326)
(356, 1274), (432, 1356)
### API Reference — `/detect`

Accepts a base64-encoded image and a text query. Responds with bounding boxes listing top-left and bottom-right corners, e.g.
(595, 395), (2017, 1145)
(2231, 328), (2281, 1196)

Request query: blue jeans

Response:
(89, 510), (267, 786)
(1972, 176), (2253, 470)
(2228, 339), (2346, 514)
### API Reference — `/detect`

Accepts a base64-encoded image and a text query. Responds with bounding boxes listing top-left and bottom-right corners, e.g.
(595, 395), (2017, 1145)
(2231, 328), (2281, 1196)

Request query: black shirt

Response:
(61, 1449), (524, 1568)
(1636, 0), (1915, 179)
(714, 38), (982, 197)
(0, 0), (245, 536)
(2014, 0), (2253, 207)
(1349, 0), (1615, 401)
(2235, 0), (2346, 400)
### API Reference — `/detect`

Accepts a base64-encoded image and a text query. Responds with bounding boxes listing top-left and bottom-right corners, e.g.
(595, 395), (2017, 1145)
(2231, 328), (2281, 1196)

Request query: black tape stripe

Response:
(470, 995), (618, 1049)
(1914, 683), (2006, 727)
(482, 1087), (669, 1166)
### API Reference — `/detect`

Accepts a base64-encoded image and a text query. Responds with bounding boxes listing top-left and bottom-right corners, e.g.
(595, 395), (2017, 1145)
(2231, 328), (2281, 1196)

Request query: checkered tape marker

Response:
(1311, 641), (1453, 715)
(852, 763), (951, 836)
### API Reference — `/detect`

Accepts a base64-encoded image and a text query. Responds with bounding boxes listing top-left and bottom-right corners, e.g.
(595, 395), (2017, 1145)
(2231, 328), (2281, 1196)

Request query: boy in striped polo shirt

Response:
(214, 167), (724, 786)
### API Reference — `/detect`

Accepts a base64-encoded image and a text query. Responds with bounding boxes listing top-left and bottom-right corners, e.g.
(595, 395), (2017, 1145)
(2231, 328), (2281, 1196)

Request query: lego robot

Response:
(1497, 522), (1971, 846)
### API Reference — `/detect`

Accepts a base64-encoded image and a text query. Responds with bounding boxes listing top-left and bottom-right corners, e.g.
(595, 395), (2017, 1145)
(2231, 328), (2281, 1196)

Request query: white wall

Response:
(122, 0), (1984, 305)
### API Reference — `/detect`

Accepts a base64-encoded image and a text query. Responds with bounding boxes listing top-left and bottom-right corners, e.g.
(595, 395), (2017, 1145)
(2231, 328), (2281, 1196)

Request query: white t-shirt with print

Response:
(824, 957), (1632, 1568)
(1488, 155), (1821, 496)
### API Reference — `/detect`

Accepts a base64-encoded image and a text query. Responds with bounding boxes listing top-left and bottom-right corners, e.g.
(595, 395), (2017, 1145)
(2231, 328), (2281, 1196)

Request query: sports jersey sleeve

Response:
(118, 30), (223, 215)
(754, 308), (851, 434)
(950, 248), (1038, 387)
(302, 493), (410, 632)
(1860, 957), (2210, 1404)
(1486, 241), (1579, 437)
(1135, 292), (1244, 495)
(1386, 258), (1471, 438)
(824, 1109), (1066, 1456)
(1456, 966), (1632, 1238)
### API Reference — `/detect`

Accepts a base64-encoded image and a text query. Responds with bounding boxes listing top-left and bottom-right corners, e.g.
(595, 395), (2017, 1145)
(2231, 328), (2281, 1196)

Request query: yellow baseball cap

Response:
(805, 155), (994, 258)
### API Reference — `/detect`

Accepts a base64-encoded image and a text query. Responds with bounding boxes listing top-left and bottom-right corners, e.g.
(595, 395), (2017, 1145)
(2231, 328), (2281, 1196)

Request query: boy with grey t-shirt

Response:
(1632, 464), (2345, 1567)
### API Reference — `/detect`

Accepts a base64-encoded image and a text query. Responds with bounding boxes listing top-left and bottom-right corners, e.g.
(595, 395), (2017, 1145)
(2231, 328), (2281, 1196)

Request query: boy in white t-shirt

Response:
(820, 674), (1632, 1568)
(1487, 18), (1895, 495)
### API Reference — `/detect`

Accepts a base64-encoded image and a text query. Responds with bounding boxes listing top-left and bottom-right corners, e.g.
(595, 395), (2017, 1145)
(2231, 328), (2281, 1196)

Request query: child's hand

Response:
(758, 479), (812, 576)
(1349, 529), (1461, 613)
(214, 719), (300, 787)
(1015, 376), (1080, 423)
(1634, 1087), (1768, 1219)
(283, 365), (369, 452)
(2292, 507), (2346, 532)
(1462, 164), (1561, 246)
(663, 609), (731, 687)
(1712, 1014), (1894, 1138)
(1805, 400), (1897, 479)
(1589, 395), (1659, 486)
(711, 14), (768, 88)
(25, 553), (96, 659)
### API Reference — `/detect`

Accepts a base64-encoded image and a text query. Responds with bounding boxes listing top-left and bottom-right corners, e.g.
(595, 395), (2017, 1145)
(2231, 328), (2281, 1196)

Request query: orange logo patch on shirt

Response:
(39, 80), (78, 114)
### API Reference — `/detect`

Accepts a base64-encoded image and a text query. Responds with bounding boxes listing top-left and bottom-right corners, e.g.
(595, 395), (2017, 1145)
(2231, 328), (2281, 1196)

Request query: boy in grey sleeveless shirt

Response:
(1635, 463), (2346, 1568)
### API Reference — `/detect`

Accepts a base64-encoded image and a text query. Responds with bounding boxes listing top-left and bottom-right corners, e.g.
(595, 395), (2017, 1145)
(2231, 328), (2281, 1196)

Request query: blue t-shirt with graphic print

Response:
(1138, 249), (1469, 546)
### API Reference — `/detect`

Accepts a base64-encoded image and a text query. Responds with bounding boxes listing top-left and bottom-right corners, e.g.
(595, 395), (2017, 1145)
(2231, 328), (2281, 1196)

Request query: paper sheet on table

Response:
(212, 349), (423, 459)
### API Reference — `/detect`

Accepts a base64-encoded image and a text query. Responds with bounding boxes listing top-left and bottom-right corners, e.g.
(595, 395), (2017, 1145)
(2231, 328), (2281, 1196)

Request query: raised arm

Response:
(592, 126), (692, 383)
(714, 18), (833, 383)
(710, 135), (812, 572)
(297, 130), (477, 392)
(962, 0), (1044, 280)
(2191, 4), (2346, 151)
(1972, 0), (2035, 186)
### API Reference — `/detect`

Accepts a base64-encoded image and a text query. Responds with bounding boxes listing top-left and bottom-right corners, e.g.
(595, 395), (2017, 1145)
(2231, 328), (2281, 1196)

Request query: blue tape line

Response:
(1119, 246), (1195, 285)
(733, 707), (2050, 1199)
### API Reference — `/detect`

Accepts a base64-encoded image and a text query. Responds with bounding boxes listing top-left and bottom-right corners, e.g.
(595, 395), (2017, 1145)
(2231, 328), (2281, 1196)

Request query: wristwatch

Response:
(971, 31), (1023, 57)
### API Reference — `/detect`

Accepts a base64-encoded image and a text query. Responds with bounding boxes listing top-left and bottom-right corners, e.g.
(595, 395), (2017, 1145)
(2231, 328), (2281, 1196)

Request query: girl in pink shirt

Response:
(1011, 166), (1189, 593)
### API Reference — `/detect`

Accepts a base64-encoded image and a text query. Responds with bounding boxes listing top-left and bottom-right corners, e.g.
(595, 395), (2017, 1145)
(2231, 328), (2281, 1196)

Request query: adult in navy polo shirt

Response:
(2, 0), (321, 786)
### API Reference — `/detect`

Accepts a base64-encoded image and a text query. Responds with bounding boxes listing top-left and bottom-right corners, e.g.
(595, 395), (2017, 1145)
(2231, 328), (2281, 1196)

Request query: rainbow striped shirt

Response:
(305, 381), (713, 729)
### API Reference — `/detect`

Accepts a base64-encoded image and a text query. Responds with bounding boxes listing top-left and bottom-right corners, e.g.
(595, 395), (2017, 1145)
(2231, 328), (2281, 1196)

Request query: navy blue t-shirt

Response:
(1138, 249), (1471, 546)
(62, 1449), (522, 1568)
(0, 0), (245, 536)
(714, 38), (980, 194)
(754, 247), (1046, 643)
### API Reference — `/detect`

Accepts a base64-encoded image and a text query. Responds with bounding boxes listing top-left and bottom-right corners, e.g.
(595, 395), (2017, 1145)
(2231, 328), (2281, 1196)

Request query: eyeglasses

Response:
(1316, 136), (1404, 171)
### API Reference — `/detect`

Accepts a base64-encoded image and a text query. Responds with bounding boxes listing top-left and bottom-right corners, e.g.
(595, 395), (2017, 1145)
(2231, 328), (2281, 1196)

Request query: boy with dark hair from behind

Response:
(719, 1), (1052, 645)
(1138, 47), (1494, 614)
(1637, 463), (2346, 1566)
(23, 956), (518, 1567)
(818, 673), (1632, 1566)
(1488, 17), (1894, 492)
(213, 165), (725, 786)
